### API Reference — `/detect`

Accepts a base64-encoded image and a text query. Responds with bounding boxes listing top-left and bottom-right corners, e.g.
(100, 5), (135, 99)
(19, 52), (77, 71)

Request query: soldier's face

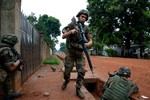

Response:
(79, 14), (87, 24)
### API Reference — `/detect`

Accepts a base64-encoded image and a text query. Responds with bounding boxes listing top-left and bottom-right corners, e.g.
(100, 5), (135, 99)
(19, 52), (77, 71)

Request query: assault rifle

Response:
(71, 17), (94, 76)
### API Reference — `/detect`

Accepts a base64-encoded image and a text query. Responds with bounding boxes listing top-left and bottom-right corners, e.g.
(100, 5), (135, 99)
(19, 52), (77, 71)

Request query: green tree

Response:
(87, 0), (150, 55)
(36, 14), (61, 38)
(27, 14), (61, 52)
(59, 42), (67, 53)
(26, 12), (37, 25)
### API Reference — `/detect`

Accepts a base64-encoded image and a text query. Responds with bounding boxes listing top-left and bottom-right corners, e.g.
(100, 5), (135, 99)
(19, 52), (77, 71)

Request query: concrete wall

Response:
(0, 0), (51, 93)
(0, 0), (22, 92)
(39, 32), (51, 63)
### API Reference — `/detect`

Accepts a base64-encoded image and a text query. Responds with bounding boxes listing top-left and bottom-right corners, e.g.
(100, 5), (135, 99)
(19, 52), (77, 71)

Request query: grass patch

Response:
(43, 55), (61, 65)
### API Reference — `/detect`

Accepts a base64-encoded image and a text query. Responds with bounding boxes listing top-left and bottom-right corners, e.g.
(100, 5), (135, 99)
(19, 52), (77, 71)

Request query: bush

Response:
(43, 55), (61, 65)
(105, 48), (117, 57)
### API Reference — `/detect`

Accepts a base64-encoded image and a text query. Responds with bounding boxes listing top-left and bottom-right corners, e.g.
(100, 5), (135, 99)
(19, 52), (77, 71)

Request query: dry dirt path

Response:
(16, 54), (150, 100)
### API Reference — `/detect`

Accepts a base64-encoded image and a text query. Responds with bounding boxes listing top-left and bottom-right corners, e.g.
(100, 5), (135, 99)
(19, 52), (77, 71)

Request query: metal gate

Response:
(20, 13), (41, 84)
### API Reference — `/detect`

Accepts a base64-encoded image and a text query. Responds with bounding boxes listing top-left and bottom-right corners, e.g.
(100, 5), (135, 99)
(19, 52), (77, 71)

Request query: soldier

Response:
(0, 34), (23, 100)
(61, 9), (93, 99)
(101, 66), (139, 100)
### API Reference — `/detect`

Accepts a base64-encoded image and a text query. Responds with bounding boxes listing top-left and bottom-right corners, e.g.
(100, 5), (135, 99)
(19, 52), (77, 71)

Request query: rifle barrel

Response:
(82, 44), (94, 76)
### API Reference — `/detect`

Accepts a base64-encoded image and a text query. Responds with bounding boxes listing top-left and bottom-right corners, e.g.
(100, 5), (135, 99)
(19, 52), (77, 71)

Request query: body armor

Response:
(102, 75), (132, 100)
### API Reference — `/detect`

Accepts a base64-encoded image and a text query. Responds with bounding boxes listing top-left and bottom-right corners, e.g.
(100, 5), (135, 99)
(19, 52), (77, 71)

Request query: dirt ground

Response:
(16, 54), (150, 100)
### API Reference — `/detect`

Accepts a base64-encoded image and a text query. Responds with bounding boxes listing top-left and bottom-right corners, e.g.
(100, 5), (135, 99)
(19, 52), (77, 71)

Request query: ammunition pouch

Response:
(69, 42), (83, 52)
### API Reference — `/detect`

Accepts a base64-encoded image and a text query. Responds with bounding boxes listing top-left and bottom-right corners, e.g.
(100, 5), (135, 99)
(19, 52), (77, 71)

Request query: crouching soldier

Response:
(101, 66), (139, 100)
(0, 34), (24, 100)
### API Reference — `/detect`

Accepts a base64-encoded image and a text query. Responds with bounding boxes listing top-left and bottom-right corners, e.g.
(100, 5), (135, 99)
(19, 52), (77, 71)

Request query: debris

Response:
(44, 92), (49, 96)
(141, 95), (149, 99)
(37, 75), (44, 78)
(50, 65), (56, 72)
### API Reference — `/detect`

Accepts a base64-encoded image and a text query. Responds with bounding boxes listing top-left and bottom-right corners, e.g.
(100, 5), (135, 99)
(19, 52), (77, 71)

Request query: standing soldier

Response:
(61, 9), (93, 99)
(0, 34), (23, 100)
(101, 66), (139, 100)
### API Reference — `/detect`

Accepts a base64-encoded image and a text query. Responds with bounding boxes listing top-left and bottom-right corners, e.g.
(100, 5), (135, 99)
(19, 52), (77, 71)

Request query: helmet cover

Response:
(117, 66), (131, 77)
(1, 34), (18, 46)
(76, 9), (89, 21)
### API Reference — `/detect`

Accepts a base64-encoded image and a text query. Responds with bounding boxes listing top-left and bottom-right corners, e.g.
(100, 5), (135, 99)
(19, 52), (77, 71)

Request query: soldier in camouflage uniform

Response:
(0, 34), (23, 100)
(61, 9), (93, 99)
(101, 66), (139, 100)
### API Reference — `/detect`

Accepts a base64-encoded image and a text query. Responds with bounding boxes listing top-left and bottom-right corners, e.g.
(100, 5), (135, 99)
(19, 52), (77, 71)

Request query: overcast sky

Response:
(21, 0), (88, 50)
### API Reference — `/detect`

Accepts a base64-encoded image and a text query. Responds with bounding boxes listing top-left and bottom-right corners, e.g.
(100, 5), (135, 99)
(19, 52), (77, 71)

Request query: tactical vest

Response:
(102, 75), (132, 100)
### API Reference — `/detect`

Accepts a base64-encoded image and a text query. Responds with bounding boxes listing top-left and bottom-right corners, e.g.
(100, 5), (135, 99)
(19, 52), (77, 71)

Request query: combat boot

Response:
(4, 92), (22, 100)
(76, 88), (85, 99)
(61, 81), (69, 90)
(0, 84), (4, 100)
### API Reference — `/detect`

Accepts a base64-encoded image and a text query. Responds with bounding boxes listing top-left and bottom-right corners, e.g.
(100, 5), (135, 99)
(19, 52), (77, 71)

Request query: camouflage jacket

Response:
(0, 42), (16, 71)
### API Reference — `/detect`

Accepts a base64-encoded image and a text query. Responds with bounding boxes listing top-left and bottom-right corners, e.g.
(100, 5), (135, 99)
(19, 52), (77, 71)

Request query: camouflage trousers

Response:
(0, 69), (13, 97)
(0, 69), (7, 98)
(63, 49), (85, 88)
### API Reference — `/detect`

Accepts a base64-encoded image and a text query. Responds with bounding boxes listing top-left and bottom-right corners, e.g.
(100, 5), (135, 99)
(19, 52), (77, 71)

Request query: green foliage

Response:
(43, 55), (61, 65)
(59, 42), (67, 53)
(35, 14), (61, 38)
(26, 12), (37, 25)
(105, 48), (117, 57)
(27, 13), (61, 52)
(36, 15), (61, 52)
(87, 0), (150, 51)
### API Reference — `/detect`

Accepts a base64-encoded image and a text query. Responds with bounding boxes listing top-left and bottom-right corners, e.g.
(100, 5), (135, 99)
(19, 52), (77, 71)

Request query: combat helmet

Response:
(76, 9), (89, 21)
(117, 66), (131, 77)
(1, 34), (18, 46)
